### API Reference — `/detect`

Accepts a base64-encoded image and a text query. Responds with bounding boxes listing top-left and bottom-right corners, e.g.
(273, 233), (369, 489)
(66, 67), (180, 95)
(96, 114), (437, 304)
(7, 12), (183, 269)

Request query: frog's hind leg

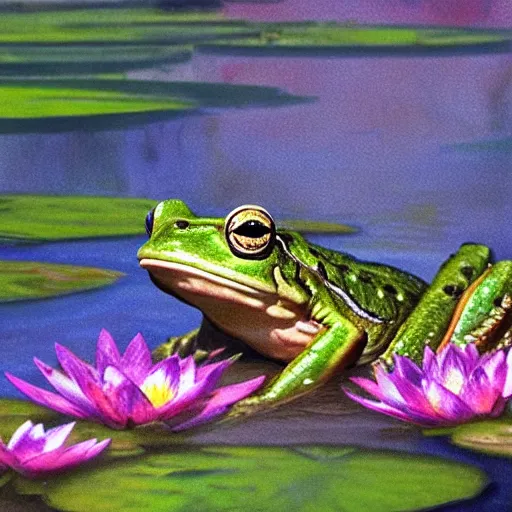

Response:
(379, 243), (491, 366)
(437, 260), (512, 353)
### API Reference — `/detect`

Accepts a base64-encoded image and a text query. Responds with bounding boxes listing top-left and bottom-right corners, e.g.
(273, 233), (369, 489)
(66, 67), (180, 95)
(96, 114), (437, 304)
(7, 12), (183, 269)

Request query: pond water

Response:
(1, 1), (512, 510)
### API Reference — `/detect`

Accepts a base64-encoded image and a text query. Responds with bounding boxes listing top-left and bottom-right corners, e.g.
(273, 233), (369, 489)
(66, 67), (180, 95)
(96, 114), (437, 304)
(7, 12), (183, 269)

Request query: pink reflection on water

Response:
(223, 0), (512, 27)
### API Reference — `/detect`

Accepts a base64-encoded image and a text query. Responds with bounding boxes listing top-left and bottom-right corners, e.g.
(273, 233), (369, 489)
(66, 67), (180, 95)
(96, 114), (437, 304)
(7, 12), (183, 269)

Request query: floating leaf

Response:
(449, 420), (512, 458)
(0, 261), (123, 302)
(13, 445), (487, 512)
(199, 23), (512, 56)
(0, 195), (156, 242)
(0, 9), (257, 45)
(0, 45), (193, 75)
(0, 78), (308, 133)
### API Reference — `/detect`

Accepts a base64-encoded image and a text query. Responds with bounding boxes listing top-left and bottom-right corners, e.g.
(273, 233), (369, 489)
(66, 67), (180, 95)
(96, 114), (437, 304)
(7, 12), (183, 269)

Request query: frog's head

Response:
(137, 199), (307, 311)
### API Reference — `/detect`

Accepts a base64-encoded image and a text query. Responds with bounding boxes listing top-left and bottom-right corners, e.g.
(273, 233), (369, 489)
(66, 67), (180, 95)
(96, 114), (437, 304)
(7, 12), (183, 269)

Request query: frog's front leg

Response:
(229, 307), (365, 417)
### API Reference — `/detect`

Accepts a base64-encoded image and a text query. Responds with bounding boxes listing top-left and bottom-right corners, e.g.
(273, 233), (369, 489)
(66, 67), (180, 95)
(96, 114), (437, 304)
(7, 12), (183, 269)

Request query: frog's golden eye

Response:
(225, 205), (275, 259)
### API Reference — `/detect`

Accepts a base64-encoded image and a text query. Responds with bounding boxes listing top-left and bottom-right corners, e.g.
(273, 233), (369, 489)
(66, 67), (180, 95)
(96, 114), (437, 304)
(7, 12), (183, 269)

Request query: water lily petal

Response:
(171, 376), (265, 431)
(374, 365), (408, 406)
(8, 422), (75, 462)
(120, 333), (152, 385)
(103, 366), (157, 425)
(178, 356), (197, 392)
(34, 359), (95, 416)
(196, 359), (232, 383)
(478, 350), (507, 393)
(81, 378), (128, 429)
(5, 373), (89, 418)
(0, 441), (18, 468)
(422, 379), (474, 422)
(21, 438), (110, 476)
(6, 420), (35, 451)
(343, 388), (439, 426)
(55, 343), (99, 389)
(504, 348), (512, 398)
(393, 355), (424, 386)
(437, 345), (474, 395)
(461, 366), (501, 415)
(96, 329), (122, 377)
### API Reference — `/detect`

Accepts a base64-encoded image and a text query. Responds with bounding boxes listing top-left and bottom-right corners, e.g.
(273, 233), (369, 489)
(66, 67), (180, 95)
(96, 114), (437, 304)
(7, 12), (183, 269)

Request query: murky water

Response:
(1, 1), (512, 510)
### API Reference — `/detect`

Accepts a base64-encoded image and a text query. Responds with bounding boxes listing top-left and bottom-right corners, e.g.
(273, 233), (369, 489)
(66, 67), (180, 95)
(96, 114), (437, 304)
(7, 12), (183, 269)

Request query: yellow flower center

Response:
(141, 382), (174, 408)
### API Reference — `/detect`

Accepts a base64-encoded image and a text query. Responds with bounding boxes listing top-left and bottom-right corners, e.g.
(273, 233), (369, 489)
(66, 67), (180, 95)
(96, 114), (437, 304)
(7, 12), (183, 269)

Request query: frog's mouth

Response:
(139, 258), (274, 310)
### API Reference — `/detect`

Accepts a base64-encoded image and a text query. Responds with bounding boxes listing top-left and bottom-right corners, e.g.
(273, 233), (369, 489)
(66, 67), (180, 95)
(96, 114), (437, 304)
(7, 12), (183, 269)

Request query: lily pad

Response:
(0, 195), (157, 242)
(449, 420), (512, 458)
(0, 78), (308, 133)
(0, 45), (193, 75)
(13, 445), (487, 511)
(198, 23), (512, 56)
(0, 261), (124, 302)
(0, 8), (256, 45)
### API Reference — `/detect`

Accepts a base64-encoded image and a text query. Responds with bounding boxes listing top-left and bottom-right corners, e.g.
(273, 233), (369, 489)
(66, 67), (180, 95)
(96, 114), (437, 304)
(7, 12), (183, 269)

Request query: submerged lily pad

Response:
(13, 444), (487, 511)
(279, 219), (357, 234)
(199, 23), (512, 56)
(449, 420), (512, 458)
(0, 78), (308, 133)
(0, 195), (156, 242)
(447, 138), (512, 153)
(0, 261), (124, 302)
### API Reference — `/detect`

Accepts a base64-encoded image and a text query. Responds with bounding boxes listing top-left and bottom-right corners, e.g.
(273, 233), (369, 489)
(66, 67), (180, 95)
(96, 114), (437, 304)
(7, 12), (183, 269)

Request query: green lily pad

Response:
(0, 78), (308, 133)
(13, 445), (487, 511)
(0, 9), (257, 45)
(449, 420), (512, 458)
(279, 219), (357, 234)
(0, 195), (157, 242)
(0, 261), (124, 302)
(199, 23), (512, 56)
(0, 399), (57, 419)
(0, 45), (193, 75)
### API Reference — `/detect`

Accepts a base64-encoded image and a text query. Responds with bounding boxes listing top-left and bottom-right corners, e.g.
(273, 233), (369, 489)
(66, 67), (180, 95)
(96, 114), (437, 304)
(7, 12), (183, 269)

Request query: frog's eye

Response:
(145, 207), (156, 237)
(225, 205), (275, 259)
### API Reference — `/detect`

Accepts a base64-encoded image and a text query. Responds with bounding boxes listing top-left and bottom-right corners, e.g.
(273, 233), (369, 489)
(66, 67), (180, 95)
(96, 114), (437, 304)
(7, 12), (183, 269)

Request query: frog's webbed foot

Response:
(152, 328), (209, 362)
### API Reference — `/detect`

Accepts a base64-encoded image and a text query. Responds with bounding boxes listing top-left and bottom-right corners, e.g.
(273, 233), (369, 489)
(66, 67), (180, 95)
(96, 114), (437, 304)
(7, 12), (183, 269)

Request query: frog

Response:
(137, 199), (512, 415)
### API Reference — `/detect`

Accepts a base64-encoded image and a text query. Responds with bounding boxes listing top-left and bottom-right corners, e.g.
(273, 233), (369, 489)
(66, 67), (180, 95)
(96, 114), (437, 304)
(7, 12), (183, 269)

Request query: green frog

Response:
(137, 199), (512, 414)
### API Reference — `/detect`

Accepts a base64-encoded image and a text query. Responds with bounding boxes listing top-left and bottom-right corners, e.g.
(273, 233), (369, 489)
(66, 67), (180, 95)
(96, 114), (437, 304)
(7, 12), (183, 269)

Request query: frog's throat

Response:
(139, 258), (274, 306)
(139, 258), (321, 362)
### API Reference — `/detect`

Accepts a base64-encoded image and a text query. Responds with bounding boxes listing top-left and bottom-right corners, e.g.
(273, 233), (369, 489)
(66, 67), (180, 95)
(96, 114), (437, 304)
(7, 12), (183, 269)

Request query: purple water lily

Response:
(344, 343), (512, 427)
(0, 421), (109, 478)
(6, 330), (265, 430)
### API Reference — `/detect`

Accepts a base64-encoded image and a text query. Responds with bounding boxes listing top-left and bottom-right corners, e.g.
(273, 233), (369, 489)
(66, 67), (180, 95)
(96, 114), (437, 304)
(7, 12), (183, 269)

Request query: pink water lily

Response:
(0, 421), (109, 478)
(6, 330), (265, 430)
(344, 343), (512, 427)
